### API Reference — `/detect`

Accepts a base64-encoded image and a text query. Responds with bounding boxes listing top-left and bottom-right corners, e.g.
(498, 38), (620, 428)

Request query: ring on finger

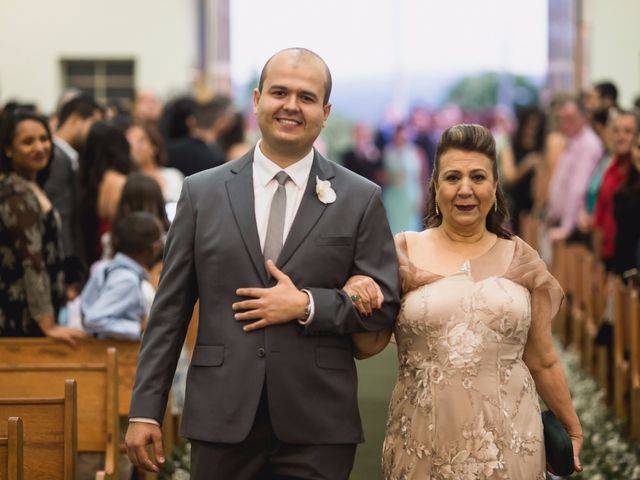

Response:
(350, 294), (361, 302)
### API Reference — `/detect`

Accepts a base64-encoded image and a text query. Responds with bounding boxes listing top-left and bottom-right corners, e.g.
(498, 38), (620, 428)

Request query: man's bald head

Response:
(258, 48), (332, 105)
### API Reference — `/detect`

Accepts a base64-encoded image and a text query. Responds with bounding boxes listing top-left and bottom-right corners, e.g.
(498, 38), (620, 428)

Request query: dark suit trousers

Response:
(189, 387), (357, 480)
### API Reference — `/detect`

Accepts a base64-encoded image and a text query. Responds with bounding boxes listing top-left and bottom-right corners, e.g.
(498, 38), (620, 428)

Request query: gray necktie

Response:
(263, 171), (290, 263)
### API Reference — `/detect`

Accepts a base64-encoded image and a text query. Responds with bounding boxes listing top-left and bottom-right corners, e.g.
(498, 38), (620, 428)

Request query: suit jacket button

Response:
(257, 347), (266, 358)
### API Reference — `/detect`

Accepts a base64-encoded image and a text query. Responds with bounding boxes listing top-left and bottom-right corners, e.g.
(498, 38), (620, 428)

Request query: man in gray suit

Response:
(45, 95), (103, 273)
(126, 48), (400, 480)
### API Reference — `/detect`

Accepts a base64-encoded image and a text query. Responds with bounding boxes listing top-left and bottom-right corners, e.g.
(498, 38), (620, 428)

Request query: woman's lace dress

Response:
(383, 233), (562, 480)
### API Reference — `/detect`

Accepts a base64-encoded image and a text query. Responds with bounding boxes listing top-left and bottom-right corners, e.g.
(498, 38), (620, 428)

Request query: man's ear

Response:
(322, 103), (331, 127)
(252, 88), (261, 114)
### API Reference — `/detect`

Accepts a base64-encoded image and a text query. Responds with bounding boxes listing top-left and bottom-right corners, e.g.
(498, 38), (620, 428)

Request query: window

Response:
(61, 59), (135, 106)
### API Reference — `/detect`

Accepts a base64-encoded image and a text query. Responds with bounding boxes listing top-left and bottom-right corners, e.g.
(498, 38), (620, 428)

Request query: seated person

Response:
(81, 212), (162, 340)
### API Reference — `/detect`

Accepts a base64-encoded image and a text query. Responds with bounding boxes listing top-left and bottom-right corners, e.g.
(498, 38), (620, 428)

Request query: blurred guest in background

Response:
(593, 111), (638, 269)
(613, 129), (640, 276)
(579, 108), (614, 235)
(159, 95), (197, 141)
(341, 122), (383, 184)
(382, 123), (424, 233)
(127, 122), (183, 202)
(81, 212), (163, 340)
(132, 89), (163, 125)
(547, 97), (603, 241)
(409, 106), (436, 174)
(45, 94), (103, 267)
(100, 172), (170, 262)
(217, 111), (252, 161)
(0, 109), (86, 344)
(166, 98), (229, 176)
(501, 108), (546, 234)
(79, 122), (134, 265)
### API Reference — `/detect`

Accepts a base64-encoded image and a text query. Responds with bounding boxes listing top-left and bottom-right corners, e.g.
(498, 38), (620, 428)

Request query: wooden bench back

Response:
(0, 338), (179, 462)
(0, 417), (23, 480)
(0, 338), (137, 417)
(0, 380), (76, 480)
(613, 278), (632, 419)
(0, 348), (118, 479)
(629, 287), (640, 440)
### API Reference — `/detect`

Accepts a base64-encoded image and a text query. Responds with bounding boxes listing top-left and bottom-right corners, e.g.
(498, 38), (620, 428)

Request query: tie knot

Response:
(274, 171), (290, 186)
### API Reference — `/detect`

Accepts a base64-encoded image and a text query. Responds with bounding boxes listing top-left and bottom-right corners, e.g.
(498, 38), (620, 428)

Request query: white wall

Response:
(588, 0), (640, 107)
(0, 0), (196, 112)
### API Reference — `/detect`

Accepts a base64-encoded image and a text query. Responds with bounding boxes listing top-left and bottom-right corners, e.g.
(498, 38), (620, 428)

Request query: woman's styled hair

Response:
(0, 108), (54, 186)
(140, 122), (169, 167)
(113, 172), (170, 232)
(424, 124), (512, 239)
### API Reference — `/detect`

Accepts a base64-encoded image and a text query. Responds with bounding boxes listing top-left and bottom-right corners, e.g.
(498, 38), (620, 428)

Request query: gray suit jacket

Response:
(129, 149), (401, 444)
(44, 144), (81, 260)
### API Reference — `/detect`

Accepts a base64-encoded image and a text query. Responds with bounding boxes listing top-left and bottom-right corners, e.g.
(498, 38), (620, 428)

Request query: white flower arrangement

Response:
(315, 176), (336, 204)
(553, 342), (640, 479)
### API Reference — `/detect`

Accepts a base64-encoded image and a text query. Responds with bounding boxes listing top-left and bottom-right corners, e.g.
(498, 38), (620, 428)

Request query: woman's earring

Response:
(435, 201), (440, 216)
(494, 201), (498, 213)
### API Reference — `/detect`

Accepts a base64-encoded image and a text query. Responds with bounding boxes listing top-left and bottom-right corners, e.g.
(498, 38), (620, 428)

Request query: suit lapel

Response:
(226, 149), (269, 285)
(277, 151), (336, 269)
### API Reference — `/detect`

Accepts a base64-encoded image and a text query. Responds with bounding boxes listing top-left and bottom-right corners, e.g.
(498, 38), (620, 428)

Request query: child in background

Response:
(81, 211), (162, 340)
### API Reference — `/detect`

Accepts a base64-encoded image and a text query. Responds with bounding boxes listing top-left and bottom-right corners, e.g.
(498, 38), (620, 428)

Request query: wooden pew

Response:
(613, 278), (632, 421)
(0, 349), (119, 479)
(0, 338), (137, 418)
(579, 251), (596, 372)
(0, 380), (76, 480)
(0, 417), (24, 480)
(0, 337), (178, 475)
(567, 244), (588, 353)
(592, 262), (613, 394)
(629, 288), (640, 440)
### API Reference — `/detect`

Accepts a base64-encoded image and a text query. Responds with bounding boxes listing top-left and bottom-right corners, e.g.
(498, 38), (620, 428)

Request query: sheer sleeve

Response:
(504, 236), (564, 324)
(2, 186), (54, 320)
(394, 231), (441, 294)
(395, 232), (412, 294)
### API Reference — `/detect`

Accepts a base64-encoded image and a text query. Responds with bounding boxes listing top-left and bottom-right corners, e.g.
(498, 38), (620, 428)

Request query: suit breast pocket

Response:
(316, 235), (353, 247)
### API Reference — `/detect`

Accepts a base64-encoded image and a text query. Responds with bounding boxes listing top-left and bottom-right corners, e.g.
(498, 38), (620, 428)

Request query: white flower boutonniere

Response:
(315, 176), (336, 204)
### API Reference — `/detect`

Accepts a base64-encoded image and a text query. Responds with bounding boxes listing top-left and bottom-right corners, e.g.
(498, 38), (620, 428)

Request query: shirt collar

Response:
(253, 140), (314, 189)
(111, 252), (149, 280)
(53, 136), (79, 166)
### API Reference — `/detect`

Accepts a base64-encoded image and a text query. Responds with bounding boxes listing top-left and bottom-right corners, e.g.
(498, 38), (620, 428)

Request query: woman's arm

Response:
(351, 329), (393, 359)
(98, 170), (127, 221)
(343, 275), (393, 359)
(523, 288), (583, 473)
(498, 143), (517, 186)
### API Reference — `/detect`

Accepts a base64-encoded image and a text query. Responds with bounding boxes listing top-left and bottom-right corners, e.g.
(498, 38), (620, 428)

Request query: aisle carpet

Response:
(351, 345), (398, 480)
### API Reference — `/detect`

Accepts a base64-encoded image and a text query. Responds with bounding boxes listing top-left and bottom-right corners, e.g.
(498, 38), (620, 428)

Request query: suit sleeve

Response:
(129, 179), (199, 423)
(303, 186), (401, 335)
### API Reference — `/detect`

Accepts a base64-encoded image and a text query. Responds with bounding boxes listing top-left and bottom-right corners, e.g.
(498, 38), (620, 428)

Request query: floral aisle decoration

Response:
(556, 344), (640, 479)
(159, 441), (190, 480)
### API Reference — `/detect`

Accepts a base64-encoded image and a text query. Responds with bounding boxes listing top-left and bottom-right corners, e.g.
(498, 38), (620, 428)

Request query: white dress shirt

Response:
(253, 141), (313, 250)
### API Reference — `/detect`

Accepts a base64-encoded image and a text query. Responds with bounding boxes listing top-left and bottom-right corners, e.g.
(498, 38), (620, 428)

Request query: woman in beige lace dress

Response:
(347, 124), (583, 479)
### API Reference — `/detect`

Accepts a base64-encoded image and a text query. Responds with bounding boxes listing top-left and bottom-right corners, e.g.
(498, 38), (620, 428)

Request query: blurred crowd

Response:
(0, 89), (251, 342)
(1, 79), (639, 345)
(345, 81), (640, 284)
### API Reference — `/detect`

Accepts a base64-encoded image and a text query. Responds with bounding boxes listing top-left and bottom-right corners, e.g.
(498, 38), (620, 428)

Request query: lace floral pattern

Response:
(383, 233), (560, 480)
